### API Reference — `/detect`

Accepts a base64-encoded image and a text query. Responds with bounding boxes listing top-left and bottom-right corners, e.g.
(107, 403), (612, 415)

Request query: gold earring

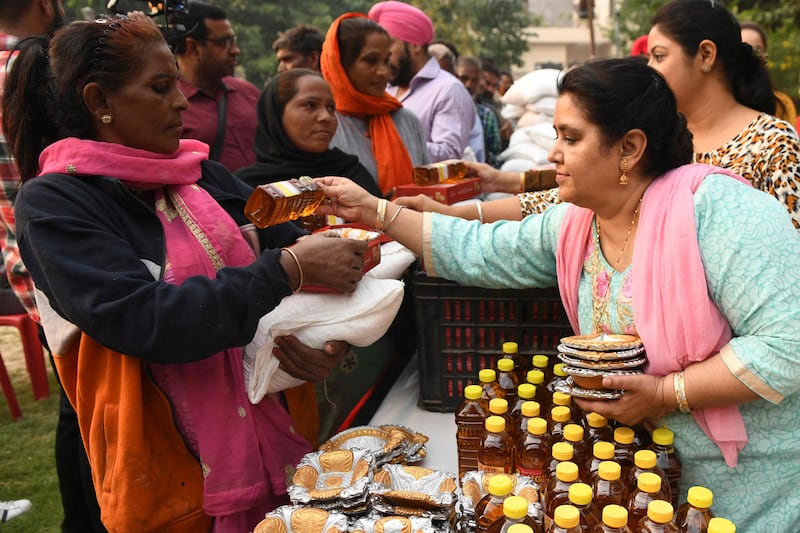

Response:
(100, 114), (112, 124)
(619, 158), (629, 185)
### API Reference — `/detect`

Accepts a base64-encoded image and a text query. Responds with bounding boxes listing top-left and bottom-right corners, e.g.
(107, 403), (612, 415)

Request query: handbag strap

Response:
(208, 82), (227, 162)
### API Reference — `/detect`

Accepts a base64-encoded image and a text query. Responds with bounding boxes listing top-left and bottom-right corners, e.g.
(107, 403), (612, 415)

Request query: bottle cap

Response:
(487, 474), (514, 496)
(506, 525), (533, 533)
(563, 423), (584, 443)
(489, 398), (509, 415)
(614, 426), (635, 445)
(502, 495), (529, 519)
(551, 405), (571, 423)
(532, 354), (549, 369)
(552, 391), (572, 406)
(526, 417), (547, 436)
(586, 411), (608, 428)
(498, 358), (515, 372)
(552, 441), (574, 461)
(687, 486), (714, 508)
(521, 401), (541, 418)
(464, 384), (482, 400)
(602, 504), (628, 528)
(708, 517), (736, 533)
(568, 482), (593, 505)
(598, 460), (621, 480)
(637, 472), (662, 493)
(634, 449), (657, 468)
(554, 504), (580, 528)
(593, 441), (615, 460)
(503, 341), (519, 354)
(517, 383), (536, 399)
(485, 415), (506, 433)
(479, 368), (497, 383)
(553, 363), (568, 377)
(651, 427), (674, 446)
(556, 460), (579, 482)
(647, 500), (674, 523)
(526, 369), (545, 385)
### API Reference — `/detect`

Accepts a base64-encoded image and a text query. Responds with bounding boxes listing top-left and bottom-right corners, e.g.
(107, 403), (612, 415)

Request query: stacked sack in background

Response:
(497, 68), (562, 173)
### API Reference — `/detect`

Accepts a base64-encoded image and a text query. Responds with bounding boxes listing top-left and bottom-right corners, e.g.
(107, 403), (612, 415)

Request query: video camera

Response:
(106, 0), (195, 51)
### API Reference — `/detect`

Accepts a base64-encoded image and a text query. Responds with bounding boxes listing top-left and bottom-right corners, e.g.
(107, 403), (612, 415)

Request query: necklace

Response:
(595, 196), (643, 268)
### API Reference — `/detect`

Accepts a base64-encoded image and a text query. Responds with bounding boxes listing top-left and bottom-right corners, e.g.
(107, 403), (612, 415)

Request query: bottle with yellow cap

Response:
(549, 405), (574, 444)
(567, 482), (601, 531)
(475, 474), (515, 533)
(612, 427), (637, 480)
(596, 504), (633, 533)
(516, 401), (542, 448)
(244, 176), (324, 228)
(592, 460), (625, 514)
(675, 486), (714, 533)
(503, 341), (528, 382)
(706, 517), (735, 533)
(552, 391), (579, 425)
(547, 504), (582, 533)
(647, 428), (681, 508)
(516, 417), (550, 485)
(508, 524), (536, 533)
(456, 384), (488, 479)
(624, 450), (669, 504)
(626, 473), (665, 527)
(561, 424), (589, 476)
(480, 415), (515, 474)
(637, 500), (678, 533)
(550, 363), (571, 401)
(543, 441), (575, 501)
(511, 384), (538, 440)
(585, 412), (614, 446)
(587, 441), (616, 484)
(527, 369), (551, 413)
(497, 357), (520, 404)
(545, 461), (581, 529)
(490, 397), (513, 430)
(531, 354), (552, 390)
(487, 495), (543, 533)
(480, 368), (503, 411)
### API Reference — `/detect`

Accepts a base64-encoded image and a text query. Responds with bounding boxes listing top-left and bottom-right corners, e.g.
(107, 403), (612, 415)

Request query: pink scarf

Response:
(39, 138), (311, 528)
(556, 164), (750, 467)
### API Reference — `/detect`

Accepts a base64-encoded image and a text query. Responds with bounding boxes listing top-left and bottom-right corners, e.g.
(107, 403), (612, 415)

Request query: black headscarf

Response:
(235, 71), (382, 197)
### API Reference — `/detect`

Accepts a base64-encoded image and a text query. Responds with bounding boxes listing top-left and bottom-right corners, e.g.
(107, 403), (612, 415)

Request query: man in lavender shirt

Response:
(369, 1), (475, 163)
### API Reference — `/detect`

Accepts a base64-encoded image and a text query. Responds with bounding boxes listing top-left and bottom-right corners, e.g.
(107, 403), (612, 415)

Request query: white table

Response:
(369, 353), (459, 475)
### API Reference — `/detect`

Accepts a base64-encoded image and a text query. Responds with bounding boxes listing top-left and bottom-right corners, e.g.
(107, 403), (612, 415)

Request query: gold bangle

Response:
(383, 204), (405, 230)
(281, 247), (304, 292)
(375, 198), (387, 230)
(673, 372), (691, 413)
(475, 202), (484, 223)
(520, 171), (526, 193)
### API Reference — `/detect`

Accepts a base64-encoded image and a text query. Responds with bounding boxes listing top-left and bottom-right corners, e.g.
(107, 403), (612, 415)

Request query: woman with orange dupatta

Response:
(321, 13), (429, 196)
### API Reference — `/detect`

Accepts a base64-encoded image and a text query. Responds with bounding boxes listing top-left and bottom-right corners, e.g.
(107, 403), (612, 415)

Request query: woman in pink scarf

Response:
(4, 16), (368, 533)
(318, 59), (800, 530)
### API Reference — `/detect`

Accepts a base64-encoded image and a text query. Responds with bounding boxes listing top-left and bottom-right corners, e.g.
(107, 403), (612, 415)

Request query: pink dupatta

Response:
(39, 138), (311, 529)
(555, 164), (750, 467)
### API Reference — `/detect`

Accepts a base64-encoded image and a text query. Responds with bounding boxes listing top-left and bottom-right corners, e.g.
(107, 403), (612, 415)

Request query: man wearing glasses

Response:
(173, 0), (260, 172)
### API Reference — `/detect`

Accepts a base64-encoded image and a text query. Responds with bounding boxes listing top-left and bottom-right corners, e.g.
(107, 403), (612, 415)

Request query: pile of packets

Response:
(254, 424), (467, 533)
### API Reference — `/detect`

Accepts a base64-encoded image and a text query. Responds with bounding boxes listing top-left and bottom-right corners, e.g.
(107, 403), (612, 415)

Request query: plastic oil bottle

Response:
(511, 384), (538, 440)
(503, 341), (528, 382)
(412, 159), (467, 185)
(542, 441), (575, 501)
(626, 472), (664, 528)
(480, 368), (503, 409)
(455, 384), (488, 479)
(475, 474), (514, 533)
(515, 401), (542, 448)
(515, 417), (550, 486)
(648, 428), (682, 509)
(706, 517), (736, 533)
(612, 427), (637, 480)
(596, 504), (633, 533)
(675, 486), (714, 533)
(567, 482), (602, 532)
(549, 405), (574, 444)
(497, 358), (520, 405)
(586, 441), (616, 484)
(490, 397), (513, 430)
(244, 176), (324, 228)
(545, 461), (581, 529)
(547, 504), (582, 533)
(526, 369), (550, 413)
(561, 424), (589, 477)
(479, 415), (515, 474)
(592, 460), (625, 514)
(637, 500), (678, 533)
(584, 412), (614, 446)
(624, 450), (669, 504)
(532, 355), (552, 389)
(487, 495), (543, 533)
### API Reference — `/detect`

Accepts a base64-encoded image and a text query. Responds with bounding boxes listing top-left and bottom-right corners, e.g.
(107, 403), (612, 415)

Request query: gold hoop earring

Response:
(100, 115), (112, 124)
(619, 158), (629, 185)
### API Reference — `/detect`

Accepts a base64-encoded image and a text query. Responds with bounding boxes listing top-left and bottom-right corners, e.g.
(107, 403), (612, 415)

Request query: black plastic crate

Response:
(412, 273), (574, 412)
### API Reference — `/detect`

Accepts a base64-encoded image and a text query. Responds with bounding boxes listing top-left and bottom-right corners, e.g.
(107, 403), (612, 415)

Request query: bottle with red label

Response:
(515, 417), (550, 486)
(479, 415), (515, 474)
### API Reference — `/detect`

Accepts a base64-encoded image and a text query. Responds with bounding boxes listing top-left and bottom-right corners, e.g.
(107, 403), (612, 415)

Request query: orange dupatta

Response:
(321, 12), (414, 195)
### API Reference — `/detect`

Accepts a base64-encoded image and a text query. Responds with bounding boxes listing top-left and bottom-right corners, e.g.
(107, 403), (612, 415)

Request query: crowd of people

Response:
(0, 0), (798, 531)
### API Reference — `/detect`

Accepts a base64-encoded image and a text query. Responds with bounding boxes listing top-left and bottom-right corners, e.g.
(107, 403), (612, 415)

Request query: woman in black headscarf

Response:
(236, 68), (381, 197)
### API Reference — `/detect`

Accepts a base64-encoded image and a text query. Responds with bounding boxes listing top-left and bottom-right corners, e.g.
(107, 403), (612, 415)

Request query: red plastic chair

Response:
(0, 313), (49, 400)
(0, 349), (22, 420)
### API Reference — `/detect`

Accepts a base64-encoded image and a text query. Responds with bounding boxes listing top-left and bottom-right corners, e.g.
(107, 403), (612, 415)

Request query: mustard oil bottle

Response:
(511, 384), (538, 441)
(527, 369), (550, 413)
(475, 474), (514, 533)
(245, 176), (324, 228)
(516, 417), (550, 486)
(624, 450), (669, 504)
(412, 159), (467, 185)
(487, 495), (543, 533)
(637, 501), (678, 533)
(503, 341), (527, 382)
(596, 504), (633, 533)
(587, 441), (616, 484)
(585, 412), (614, 446)
(592, 460), (625, 515)
(498, 358), (520, 405)
(490, 397), (513, 429)
(547, 504), (582, 533)
(675, 486), (714, 533)
(456, 384), (488, 479)
(561, 424), (589, 478)
(627, 473), (664, 528)
(532, 355), (552, 390)
(509, 525), (536, 533)
(545, 461), (581, 529)
(549, 405), (574, 444)
(706, 517), (735, 533)
(516, 401), (543, 448)
(567, 482), (601, 532)
(480, 368), (503, 410)
(543, 441), (575, 501)
(612, 427), (637, 480)
(648, 428), (682, 509)
(552, 391), (579, 425)
(479, 415), (515, 474)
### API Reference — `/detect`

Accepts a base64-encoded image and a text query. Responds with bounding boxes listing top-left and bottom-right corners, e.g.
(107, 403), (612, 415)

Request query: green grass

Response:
(0, 338), (62, 532)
